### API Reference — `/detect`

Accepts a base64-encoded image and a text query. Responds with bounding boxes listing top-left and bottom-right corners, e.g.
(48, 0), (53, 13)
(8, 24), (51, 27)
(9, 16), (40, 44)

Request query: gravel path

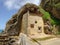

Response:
(39, 38), (60, 45)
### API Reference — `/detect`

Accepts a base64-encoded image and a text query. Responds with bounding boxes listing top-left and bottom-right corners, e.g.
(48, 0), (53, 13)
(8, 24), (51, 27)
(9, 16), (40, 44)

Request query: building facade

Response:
(21, 11), (44, 37)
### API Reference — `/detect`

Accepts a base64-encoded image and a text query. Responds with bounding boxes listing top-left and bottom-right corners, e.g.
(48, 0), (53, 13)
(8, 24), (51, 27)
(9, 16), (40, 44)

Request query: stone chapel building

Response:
(21, 11), (44, 37)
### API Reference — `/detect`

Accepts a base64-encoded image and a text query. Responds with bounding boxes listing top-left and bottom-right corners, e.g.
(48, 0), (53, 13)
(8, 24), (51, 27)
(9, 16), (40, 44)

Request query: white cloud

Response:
(4, 0), (41, 10)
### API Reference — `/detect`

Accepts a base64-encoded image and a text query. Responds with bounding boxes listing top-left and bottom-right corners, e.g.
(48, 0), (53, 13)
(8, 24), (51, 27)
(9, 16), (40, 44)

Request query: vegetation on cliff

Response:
(39, 6), (60, 25)
(40, 0), (60, 34)
(40, 0), (60, 19)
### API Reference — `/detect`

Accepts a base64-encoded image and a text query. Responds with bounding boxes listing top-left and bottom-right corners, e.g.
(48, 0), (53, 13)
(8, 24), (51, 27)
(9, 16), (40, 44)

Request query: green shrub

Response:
(39, 6), (60, 25)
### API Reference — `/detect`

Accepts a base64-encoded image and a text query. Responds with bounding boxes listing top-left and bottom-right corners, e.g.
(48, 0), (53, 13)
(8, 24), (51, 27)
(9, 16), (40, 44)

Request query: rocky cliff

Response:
(40, 0), (60, 19)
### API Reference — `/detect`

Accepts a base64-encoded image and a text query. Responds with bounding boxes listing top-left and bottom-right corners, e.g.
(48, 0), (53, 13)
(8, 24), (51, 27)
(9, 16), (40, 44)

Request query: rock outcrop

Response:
(40, 0), (60, 19)
(4, 3), (40, 36)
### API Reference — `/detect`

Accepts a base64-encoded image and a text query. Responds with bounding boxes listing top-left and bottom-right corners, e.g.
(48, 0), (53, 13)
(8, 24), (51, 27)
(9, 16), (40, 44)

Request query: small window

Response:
(30, 24), (34, 28)
(35, 21), (37, 23)
(38, 27), (41, 30)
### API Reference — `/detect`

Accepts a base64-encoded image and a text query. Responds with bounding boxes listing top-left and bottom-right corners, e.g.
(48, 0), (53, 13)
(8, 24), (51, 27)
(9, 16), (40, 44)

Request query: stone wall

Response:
(28, 13), (44, 35)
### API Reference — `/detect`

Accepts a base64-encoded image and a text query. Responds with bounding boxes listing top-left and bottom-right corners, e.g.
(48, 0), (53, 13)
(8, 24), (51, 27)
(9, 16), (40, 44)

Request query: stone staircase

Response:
(0, 35), (9, 45)
(0, 34), (18, 45)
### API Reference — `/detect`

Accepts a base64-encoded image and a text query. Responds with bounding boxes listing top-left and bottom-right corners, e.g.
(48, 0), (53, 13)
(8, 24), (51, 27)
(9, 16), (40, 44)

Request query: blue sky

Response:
(0, 0), (41, 30)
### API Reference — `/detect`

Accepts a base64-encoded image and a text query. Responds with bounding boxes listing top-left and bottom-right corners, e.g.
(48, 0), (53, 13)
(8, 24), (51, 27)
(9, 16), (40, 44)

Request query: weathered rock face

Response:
(5, 14), (19, 36)
(40, 0), (60, 19)
(4, 3), (40, 36)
